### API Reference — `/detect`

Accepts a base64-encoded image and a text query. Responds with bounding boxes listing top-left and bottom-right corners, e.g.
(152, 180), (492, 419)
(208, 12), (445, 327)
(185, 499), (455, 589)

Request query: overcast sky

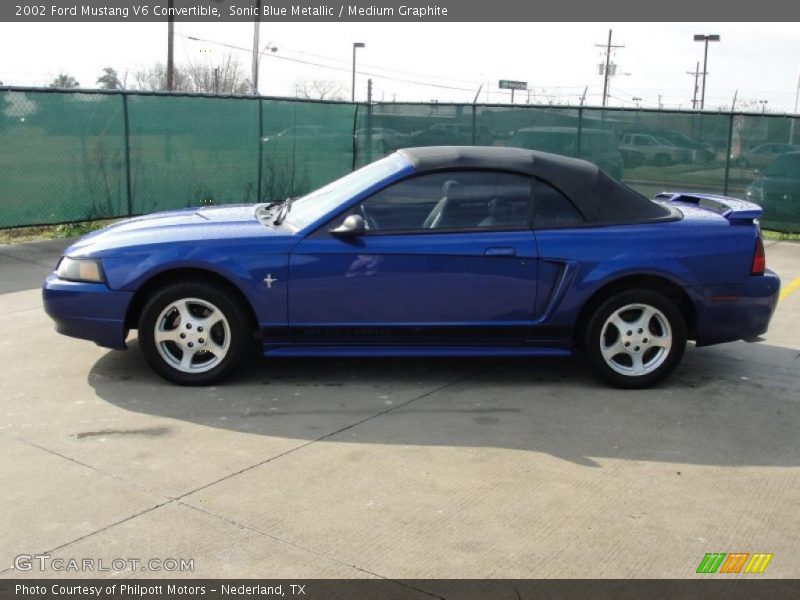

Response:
(1, 21), (798, 111)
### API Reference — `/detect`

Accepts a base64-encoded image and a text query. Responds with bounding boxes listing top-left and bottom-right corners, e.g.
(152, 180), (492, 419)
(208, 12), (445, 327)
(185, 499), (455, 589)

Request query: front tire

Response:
(583, 290), (686, 389)
(138, 280), (251, 385)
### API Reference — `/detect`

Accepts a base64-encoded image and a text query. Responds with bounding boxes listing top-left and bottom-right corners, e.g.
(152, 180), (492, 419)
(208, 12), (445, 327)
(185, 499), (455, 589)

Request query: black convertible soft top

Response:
(397, 146), (671, 223)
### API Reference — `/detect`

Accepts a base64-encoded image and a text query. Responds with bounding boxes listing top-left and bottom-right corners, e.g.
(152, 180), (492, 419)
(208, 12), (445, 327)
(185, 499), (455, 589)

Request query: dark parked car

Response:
(411, 123), (492, 146)
(508, 126), (623, 179)
(638, 130), (716, 163)
(738, 143), (800, 170)
(746, 151), (800, 231)
(355, 127), (410, 154)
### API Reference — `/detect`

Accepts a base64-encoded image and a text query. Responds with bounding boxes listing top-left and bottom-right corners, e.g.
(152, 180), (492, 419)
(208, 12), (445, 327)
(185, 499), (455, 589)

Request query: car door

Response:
(288, 170), (539, 346)
(528, 177), (589, 341)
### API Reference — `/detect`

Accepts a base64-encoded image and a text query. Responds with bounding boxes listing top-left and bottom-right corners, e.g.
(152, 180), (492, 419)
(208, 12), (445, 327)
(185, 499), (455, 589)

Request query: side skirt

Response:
(262, 345), (573, 358)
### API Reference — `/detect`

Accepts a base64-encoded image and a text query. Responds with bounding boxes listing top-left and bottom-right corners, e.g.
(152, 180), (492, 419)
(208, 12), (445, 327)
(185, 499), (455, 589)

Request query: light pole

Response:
(352, 42), (365, 102)
(250, 42), (277, 95)
(693, 34), (720, 110)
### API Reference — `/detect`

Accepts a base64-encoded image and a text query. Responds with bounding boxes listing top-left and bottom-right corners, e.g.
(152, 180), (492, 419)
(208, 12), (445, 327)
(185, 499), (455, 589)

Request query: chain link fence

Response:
(1, 87), (799, 232)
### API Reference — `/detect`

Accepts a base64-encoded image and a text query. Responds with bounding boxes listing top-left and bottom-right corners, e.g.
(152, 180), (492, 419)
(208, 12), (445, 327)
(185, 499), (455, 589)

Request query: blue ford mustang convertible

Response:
(43, 147), (780, 388)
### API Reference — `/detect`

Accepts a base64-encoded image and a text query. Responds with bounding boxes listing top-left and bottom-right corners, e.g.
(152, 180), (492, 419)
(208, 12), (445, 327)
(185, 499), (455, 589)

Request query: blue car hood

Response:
(66, 205), (295, 257)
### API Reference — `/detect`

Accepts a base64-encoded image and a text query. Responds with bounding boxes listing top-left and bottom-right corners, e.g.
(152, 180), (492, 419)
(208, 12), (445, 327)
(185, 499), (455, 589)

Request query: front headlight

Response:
(745, 185), (764, 203)
(55, 257), (105, 283)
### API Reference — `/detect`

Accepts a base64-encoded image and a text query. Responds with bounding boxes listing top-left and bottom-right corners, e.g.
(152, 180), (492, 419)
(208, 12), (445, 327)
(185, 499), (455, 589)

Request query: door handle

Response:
(484, 247), (516, 256)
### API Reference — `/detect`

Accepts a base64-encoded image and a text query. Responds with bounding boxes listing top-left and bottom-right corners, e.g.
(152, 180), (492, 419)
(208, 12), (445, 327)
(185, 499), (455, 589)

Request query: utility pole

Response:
(166, 0), (175, 91)
(687, 61), (701, 109)
(251, 0), (261, 95)
(580, 86), (588, 106)
(596, 29), (624, 107)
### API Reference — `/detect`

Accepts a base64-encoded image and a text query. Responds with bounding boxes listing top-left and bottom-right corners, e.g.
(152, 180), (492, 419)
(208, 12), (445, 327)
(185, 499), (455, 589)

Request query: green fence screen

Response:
(1, 88), (799, 232)
(0, 90), (126, 227)
(127, 94), (260, 214)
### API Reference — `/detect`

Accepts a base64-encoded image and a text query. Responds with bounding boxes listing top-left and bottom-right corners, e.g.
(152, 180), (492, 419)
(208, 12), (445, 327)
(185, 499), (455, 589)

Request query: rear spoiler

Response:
(654, 192), (762, 222)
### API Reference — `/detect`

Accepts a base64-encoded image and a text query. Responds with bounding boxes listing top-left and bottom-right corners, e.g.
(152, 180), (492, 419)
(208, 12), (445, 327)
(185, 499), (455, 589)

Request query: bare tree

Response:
(49, 73), (80, 88)
(133, 54), (249, 94)
(187, 54), (250, 94)
(134, 62), (192, 91)
(294, 78), (346, 100)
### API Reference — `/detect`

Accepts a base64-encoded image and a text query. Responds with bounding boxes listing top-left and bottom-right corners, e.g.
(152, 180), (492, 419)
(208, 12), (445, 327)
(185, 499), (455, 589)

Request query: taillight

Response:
(751, 237), (766, 276)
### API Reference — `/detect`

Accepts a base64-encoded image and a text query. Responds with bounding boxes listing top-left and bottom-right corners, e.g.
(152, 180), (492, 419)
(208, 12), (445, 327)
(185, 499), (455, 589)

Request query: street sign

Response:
(499, 80), (527, 104)
(499, 80), (527, 91)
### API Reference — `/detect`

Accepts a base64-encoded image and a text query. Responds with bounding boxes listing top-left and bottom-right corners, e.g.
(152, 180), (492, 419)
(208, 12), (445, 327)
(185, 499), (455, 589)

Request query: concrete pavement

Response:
(0, 237), (798, 580)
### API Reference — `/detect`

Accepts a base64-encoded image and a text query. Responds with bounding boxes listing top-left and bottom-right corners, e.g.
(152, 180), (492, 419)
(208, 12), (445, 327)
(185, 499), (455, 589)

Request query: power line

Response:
(181, 33), (596, 101)
(180, 33), (480, 94)
(279, 46), (483, 86)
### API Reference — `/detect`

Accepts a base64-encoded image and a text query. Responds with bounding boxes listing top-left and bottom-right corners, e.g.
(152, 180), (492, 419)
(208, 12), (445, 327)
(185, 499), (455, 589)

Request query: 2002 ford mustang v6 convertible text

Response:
(43, 147), (780, 388)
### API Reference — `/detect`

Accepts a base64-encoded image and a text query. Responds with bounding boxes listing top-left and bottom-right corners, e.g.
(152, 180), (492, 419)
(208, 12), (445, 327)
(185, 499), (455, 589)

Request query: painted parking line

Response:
(779, 276), (800, 302)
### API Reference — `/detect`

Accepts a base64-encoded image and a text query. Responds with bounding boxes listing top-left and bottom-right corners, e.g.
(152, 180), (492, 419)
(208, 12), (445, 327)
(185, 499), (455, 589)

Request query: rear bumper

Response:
(42, 273), (133, 350)
(691, 270), (780, 346)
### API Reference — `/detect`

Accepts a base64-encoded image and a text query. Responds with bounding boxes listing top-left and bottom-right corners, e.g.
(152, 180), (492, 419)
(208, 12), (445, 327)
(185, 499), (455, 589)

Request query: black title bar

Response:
(3, 0), (800, 22)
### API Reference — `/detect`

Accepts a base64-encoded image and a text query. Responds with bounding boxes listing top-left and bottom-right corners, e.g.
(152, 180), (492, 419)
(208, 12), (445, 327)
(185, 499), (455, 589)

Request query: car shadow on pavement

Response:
(88, 339), (800, 468)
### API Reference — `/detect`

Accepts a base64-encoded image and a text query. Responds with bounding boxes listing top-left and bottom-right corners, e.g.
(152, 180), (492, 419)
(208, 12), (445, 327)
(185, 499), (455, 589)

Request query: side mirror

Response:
(330, 214), (366, 237)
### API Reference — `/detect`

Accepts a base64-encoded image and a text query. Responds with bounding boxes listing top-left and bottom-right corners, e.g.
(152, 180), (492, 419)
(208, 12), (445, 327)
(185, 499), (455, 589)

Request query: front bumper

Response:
(42, 273), (133, 350)
(691, 269), (781, 346)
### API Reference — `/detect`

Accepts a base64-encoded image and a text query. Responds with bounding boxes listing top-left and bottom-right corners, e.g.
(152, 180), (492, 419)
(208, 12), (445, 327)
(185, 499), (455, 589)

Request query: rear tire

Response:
(138, 280), (251, 385)
(583, 289), (686, 389)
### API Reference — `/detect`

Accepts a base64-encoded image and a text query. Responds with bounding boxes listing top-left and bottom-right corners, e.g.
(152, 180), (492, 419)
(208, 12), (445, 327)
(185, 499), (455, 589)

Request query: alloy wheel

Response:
(599, 303), (673, 376)
(153, 297), (231, 374)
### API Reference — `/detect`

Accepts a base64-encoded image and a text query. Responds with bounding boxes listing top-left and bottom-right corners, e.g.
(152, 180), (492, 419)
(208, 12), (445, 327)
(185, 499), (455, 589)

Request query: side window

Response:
(355, 171), (532, 233)
(533, 179), (585, 229)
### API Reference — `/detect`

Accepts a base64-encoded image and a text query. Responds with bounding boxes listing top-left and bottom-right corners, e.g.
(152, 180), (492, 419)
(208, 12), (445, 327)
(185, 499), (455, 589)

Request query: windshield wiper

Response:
(273, 197), (293, 225)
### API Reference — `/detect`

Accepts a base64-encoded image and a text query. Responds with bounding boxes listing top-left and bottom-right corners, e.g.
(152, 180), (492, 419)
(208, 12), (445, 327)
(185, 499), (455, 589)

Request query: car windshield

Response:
(282, 154), (409, 229)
